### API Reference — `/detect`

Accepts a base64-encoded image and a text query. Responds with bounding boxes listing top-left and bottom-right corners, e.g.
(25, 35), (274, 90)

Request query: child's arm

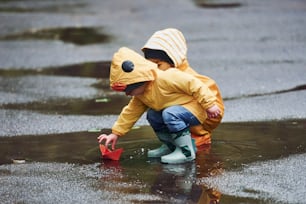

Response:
(97, 97), (147, 149)
(112, 97), (148, 135)
(166, 69), (222, 118)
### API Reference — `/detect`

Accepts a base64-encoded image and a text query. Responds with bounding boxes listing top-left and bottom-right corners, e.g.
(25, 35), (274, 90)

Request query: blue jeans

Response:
(146, 106), (201, 133)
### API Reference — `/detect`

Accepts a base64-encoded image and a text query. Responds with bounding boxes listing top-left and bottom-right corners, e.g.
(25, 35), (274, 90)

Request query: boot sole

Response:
(161, 156), (195, 164)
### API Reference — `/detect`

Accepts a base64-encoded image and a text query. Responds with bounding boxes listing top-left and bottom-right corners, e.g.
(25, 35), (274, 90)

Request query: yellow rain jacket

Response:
(142, 28), (224, 145)
(110, 47), (217, 137)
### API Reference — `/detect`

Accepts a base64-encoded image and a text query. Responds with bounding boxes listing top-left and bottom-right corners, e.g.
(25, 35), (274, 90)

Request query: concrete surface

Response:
(0, 0), (306, 203)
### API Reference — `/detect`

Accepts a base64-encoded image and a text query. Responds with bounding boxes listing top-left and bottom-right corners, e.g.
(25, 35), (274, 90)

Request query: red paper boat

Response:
(99, 144), (123, 161)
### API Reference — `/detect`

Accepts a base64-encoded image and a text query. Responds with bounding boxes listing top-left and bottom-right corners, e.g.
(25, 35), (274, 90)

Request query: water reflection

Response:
(151, 162), (221, 203)
(97, 148), (223, 203)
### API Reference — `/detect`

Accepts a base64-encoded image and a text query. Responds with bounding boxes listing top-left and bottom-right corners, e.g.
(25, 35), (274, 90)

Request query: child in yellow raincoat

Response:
(97, 47), (221, 164)
(142, 28), (224, 149)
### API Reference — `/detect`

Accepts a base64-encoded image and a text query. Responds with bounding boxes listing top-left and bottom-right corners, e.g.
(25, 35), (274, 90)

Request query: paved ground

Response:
(0, 0), (306, 203)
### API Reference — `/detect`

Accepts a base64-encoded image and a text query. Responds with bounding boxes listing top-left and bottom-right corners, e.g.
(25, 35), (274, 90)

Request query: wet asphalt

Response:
(0, 0), (306, 203)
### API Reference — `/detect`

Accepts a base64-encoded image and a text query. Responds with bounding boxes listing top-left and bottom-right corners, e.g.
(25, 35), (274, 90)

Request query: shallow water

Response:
(1, 120), (305, 203)
(1, 120), (305, 167)
(0, 27), (112, 46)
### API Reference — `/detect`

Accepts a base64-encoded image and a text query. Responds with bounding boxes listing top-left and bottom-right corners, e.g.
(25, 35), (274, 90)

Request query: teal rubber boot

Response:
(147, 144), (171, 158)
(147, 131), (176, 158)
(161, 129), (196, 164)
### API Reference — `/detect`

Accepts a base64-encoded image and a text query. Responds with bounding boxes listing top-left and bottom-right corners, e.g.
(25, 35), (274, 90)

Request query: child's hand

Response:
(97, 133), (119, 150)
(206, 104), (221, 119)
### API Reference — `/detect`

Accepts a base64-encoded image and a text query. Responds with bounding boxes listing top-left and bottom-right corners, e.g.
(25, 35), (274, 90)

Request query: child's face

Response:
(125, 83), (147, 96)
(148, 58), (172, 71)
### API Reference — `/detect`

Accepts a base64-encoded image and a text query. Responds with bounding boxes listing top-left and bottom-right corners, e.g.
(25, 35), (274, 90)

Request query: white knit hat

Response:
(142, 28), (187, 67)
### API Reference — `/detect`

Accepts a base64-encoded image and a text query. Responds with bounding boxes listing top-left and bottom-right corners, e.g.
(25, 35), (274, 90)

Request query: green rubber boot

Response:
(161, 129), (196, 164)
(147, 131), (176, 158)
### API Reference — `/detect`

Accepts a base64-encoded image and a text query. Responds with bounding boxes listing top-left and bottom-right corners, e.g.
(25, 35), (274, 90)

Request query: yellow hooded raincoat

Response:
(142, 28), (224, 145)
(110, 47), (217, 137)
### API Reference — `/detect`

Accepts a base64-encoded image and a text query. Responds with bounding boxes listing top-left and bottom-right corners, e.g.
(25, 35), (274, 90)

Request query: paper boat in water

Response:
(99, 144), (123, 161)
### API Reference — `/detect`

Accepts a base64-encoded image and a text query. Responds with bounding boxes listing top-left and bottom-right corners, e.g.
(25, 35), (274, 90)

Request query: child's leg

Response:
(146, 108), (167, 132)
(158, 106), (199, 164)
(147, 109), (175, 157)
(161, 106), (201, 133)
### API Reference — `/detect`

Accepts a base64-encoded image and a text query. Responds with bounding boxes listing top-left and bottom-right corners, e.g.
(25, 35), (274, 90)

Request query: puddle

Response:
(212, 120), (306, 169)
(193, 0), (242, 8)
(0, 60), (123, 114)
(0, 120), (305, 203)
(0, 131), (101, 165)
(0, 61), (111, 78)
(0, 27), (113, 45)
(1, 118), (305, 167)
(0, 1), (86, 13)
(1, 95), (130, 115)
(225, 84), (306, 101)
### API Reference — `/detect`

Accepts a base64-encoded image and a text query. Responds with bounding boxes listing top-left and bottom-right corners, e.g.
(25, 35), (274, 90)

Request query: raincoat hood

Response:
(142, 28), (187, 67)
(110, 47), (157, 91)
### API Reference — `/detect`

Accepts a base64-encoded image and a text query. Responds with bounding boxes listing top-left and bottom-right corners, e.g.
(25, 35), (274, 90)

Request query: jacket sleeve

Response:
(165, 70), (217, 110)
(112, 97), (148, 136)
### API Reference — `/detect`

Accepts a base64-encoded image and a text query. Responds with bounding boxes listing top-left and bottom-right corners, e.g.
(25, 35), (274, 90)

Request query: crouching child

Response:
(97, 47), (221, 164)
